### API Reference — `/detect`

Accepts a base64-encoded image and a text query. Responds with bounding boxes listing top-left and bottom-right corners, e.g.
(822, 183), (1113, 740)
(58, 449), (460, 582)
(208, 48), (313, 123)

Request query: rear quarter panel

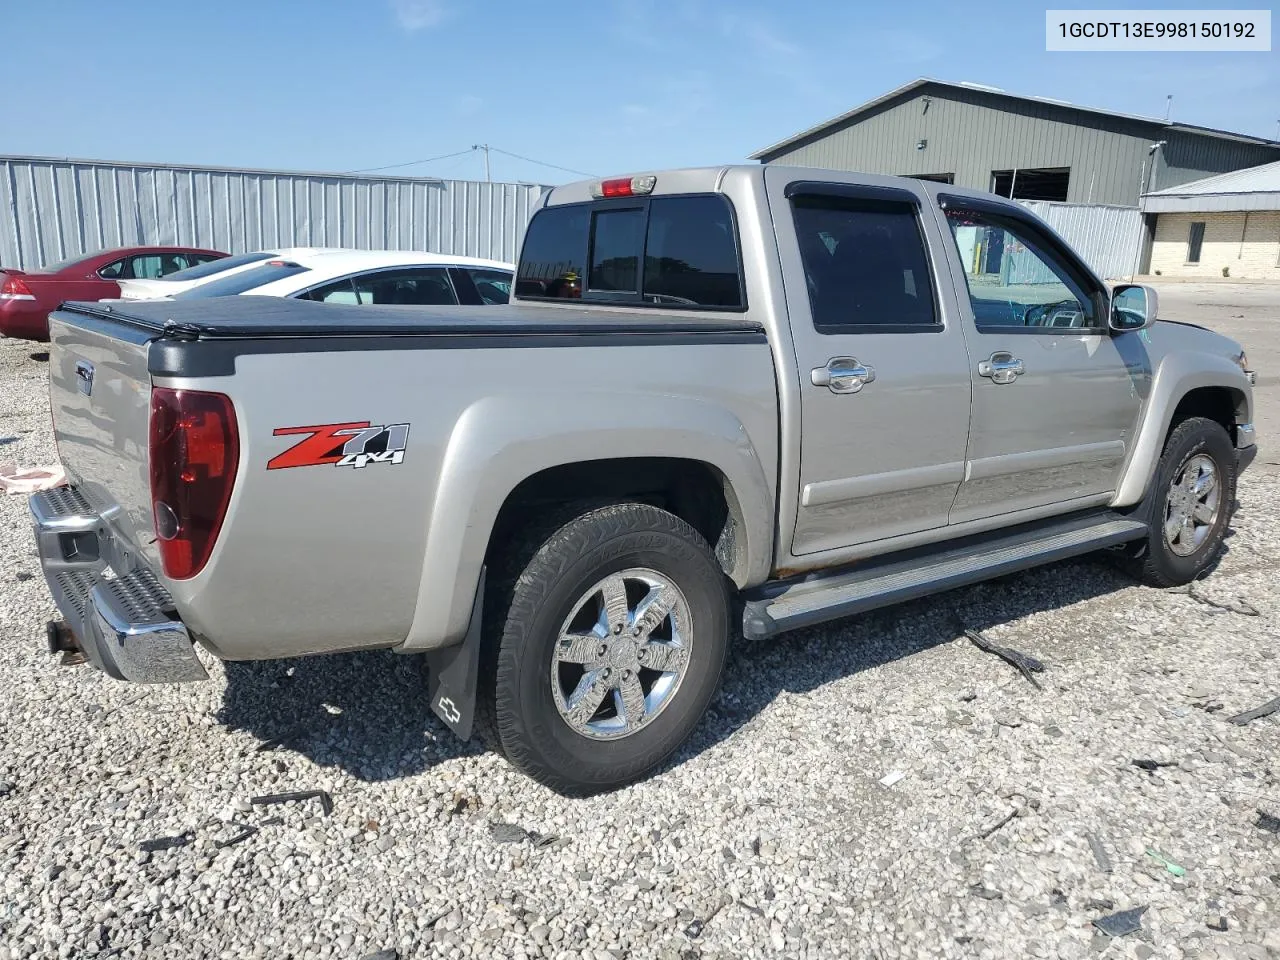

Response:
(167, 337), (778, 660)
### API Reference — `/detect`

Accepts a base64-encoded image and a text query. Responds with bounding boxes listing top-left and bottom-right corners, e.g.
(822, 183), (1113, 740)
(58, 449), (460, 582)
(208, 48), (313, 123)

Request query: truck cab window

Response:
(791, 194), (938, 332)
(517, 205), (587, 299)
(944, 208), (1101, 329)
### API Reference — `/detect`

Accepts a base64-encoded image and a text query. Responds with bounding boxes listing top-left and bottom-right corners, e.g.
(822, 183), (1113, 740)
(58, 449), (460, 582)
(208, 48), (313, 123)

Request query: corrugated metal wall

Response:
(758, 85), (1280, 206)
(0, 155), (548, 271)
(1020, 200), (1144, 280)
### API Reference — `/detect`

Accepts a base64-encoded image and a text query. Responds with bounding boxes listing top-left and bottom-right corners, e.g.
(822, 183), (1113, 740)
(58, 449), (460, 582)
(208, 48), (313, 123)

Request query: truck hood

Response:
(1152, 318), (1246, 365)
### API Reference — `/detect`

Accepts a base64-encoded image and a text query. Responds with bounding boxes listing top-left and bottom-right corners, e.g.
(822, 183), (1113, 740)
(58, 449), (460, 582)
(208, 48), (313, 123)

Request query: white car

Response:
(162, 249), (514, 306)
(116, 248), (341, 300)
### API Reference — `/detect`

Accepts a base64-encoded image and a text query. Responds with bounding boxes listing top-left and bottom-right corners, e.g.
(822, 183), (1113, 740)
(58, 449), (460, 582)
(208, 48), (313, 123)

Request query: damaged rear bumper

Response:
(30, 486), (207, 683)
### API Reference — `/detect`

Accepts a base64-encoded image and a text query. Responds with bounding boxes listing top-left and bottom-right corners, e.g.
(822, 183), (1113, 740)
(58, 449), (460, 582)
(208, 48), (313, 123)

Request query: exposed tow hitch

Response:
(46, 620), (86, 666)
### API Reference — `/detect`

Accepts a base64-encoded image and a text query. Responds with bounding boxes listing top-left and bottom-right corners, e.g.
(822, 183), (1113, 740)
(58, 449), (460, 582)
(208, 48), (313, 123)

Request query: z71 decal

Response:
(267, 421), (410, 470)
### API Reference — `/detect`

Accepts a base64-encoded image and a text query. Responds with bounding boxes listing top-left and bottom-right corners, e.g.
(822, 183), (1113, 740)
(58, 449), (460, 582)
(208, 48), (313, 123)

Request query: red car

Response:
(0, 246), (228, 341)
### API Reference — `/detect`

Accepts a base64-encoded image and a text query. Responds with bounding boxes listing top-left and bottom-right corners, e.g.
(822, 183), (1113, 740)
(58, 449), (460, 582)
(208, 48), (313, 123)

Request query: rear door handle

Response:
(811, 357), (876, 394)
(978, 352), (1024, 384)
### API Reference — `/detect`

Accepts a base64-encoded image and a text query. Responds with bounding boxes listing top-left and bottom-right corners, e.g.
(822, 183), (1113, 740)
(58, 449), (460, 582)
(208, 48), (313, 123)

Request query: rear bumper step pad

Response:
(30, 486), (207, 683)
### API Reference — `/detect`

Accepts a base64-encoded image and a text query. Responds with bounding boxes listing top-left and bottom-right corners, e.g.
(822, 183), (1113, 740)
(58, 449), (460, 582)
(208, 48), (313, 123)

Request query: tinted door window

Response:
(97, 259), (126, 279)
(351, 268), (457, 305)
(944, 208), (1101, 329)
(126, 255), (167, 280)
(301, 278), (360, 304)
(791, 194), (938, 331)
(465, 269), (513, 304)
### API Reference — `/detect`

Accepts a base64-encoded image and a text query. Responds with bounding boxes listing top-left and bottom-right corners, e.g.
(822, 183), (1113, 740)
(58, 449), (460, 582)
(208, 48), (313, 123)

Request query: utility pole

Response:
(473, 144), (491, 182)
(1165, 95), (1173, 120)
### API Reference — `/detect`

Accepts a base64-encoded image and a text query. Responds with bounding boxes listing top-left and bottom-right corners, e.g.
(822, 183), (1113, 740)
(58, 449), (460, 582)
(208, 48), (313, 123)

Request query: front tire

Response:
(490, 503), (729, 795)
(1131, 416), (1236, 587)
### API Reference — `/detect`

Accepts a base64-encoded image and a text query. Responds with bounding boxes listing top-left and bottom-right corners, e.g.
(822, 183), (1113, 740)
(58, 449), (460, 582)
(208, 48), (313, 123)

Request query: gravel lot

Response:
(2, 322), (1279, 960)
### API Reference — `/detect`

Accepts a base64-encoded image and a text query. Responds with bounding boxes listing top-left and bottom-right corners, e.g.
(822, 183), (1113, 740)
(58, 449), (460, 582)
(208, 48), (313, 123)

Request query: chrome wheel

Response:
(550, 568), (693, 741)
(1164, 453), (1221, 557)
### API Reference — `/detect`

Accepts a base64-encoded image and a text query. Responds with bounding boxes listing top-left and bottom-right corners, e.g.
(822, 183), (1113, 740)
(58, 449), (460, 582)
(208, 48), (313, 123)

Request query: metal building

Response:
(751, 79), (1280, 207)
(1, 154), (549, 272)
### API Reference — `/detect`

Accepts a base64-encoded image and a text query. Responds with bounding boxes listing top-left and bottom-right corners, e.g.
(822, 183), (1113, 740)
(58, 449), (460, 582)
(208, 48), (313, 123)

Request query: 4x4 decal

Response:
(267, 421), (410, 470)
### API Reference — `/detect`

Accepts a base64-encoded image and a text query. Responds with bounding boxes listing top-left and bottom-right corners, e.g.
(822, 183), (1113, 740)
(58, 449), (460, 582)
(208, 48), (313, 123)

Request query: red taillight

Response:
(149, 388), (239, 580)
(591, 175), (657, 199)
(0, 275), (35, 299)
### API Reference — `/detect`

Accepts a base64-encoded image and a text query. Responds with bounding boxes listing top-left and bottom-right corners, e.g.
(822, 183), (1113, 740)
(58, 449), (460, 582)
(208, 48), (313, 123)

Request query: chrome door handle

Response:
(977, 352), (1024, 385)
(811, 357), (876, 394)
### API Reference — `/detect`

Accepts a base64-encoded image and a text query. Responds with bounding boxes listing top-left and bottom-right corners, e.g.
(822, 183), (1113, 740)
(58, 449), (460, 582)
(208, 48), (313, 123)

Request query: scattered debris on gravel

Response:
(2, 335), (1279, 958)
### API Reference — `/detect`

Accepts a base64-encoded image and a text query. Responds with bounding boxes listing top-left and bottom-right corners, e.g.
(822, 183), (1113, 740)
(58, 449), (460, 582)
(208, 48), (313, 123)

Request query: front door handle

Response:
(811, 357), (876, 394)
(978, 352), (1024, 385)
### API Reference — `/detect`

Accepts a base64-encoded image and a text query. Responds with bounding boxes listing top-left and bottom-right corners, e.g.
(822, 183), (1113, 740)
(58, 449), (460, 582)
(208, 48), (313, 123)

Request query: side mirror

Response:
(1110, 283), (1158, 332)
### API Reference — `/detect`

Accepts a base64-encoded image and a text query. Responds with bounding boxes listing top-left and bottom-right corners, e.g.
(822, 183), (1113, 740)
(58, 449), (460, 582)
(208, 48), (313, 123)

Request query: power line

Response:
(347, 148), (475, 174)
(487, 146), (596, 178)
(346, 144), (596, 180)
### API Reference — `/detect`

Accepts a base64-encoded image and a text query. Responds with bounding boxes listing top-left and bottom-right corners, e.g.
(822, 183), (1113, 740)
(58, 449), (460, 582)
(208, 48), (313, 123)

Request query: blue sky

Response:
(4, 0), (1276, 184)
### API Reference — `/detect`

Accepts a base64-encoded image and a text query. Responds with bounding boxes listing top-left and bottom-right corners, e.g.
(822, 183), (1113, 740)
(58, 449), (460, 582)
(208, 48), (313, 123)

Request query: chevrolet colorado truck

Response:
(33, 165), (1257, 794)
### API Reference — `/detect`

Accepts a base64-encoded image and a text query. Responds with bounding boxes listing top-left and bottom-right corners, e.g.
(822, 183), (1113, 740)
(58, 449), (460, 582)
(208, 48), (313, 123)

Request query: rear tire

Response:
(1129, 416), (1236, 587)
(489, 503), (729, 795)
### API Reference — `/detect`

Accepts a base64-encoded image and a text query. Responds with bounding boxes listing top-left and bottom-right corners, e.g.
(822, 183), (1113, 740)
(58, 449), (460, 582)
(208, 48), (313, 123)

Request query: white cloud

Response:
(391, 0), (448, 31)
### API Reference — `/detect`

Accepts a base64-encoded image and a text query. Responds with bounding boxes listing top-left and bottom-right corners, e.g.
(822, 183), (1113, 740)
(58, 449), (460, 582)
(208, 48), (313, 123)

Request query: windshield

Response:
(156, 251), (278, 283)
(171, 261), (310, 299)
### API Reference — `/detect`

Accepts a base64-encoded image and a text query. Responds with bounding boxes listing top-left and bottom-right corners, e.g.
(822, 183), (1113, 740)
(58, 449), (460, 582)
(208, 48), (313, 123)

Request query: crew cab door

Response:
(935, 196), (1142, 523)
(766, 172), (972, 556)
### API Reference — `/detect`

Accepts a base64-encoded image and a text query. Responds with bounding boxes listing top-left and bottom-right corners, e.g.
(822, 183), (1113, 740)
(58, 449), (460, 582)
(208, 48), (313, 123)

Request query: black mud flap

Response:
(425, 568), (485, 741)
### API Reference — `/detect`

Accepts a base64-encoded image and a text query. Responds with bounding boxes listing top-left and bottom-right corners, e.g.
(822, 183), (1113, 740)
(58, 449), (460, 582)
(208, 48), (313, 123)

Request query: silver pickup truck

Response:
(34, 165), (1256, 794)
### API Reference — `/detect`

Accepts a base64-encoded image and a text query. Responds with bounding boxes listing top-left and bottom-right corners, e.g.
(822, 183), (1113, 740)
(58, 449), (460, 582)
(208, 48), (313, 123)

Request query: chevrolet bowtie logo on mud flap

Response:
(267, 421), (410, 470)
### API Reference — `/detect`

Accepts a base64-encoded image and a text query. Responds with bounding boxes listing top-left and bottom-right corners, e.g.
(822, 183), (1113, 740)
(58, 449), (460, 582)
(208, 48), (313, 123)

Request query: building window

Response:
(990, 168), (1070, 202)
(1187, 221), (1206, 263)
(902, 173), (955, 184)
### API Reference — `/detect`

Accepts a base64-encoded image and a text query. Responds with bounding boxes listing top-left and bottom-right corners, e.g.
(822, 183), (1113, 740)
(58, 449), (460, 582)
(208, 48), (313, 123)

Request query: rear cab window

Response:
(515, 194), (744, 310)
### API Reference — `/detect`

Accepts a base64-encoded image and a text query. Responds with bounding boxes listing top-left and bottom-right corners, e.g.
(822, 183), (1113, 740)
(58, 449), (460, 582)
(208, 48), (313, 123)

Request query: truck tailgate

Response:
(47, 310), (157, 564)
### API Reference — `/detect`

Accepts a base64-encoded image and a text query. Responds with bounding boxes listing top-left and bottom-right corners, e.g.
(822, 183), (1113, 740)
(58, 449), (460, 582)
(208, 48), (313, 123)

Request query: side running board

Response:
(744, 513), (1147, 638)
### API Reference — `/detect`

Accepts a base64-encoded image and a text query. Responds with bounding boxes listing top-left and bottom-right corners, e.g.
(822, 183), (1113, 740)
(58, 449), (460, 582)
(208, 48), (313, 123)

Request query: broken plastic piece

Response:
(1092, 906), (1147, 938)
(969, 884), (1003, 900)
(977, 809), (1017, 840)
(1132, 759), (1177, 774)
(964, 629), (1044, 689)
(215, 826), (259, 849)
(0, 463), (65, 495)
(138, 834), (192, 853)
(1227, 696), (1280, 726)
(1145, 849), (1186, 877)
(250, 790), (333, 816)
(879, 770), (907, 787)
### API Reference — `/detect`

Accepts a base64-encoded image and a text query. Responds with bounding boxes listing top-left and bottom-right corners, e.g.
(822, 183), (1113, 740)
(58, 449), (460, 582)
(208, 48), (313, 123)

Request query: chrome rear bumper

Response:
(30, 486), (207, 683)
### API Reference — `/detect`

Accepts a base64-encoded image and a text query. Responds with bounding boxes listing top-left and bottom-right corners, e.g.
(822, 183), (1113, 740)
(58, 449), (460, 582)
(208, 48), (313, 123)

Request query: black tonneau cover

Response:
(52, 296), (767, 379)
(60, 295), (762, 340)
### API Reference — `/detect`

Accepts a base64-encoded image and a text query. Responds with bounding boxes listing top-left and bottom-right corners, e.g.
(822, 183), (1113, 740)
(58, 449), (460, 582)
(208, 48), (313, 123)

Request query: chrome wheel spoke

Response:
(1193, 465), (1217, 497)
(1164, 514), (1185, 543)
(638, 641), (686, 673)
(566, 669), (610, 723)
(618, 674), (647, 729)
(600, 574), (630, 631)
(1192, 501), (1215, 524)
(557, 632), (604, 666)
(632, 585), (676, 640)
